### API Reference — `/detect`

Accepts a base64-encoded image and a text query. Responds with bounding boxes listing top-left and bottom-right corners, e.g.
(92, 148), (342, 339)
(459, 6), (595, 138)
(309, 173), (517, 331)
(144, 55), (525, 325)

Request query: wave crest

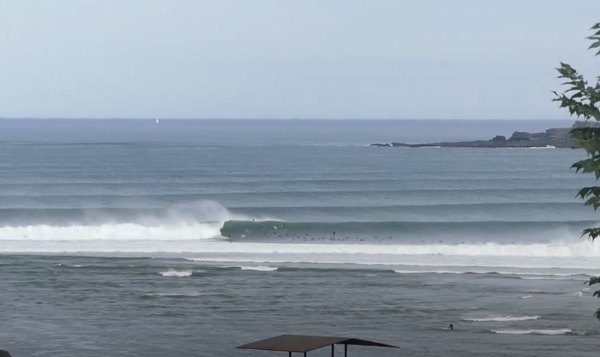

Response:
(159, 269), (193, 277)
(0, 201), (248, 241)
(463, 315), (540, 322)
(490, 328), (571, 335)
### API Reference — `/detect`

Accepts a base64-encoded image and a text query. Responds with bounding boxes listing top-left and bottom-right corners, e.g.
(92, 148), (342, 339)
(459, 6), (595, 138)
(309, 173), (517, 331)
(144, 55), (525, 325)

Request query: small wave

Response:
(520, 295), (533, 299)
(159, 269), (193, 277)
(519, 276), (578, 280)
(526, 290), (565, 295)
(463, 315), (540, 322)
(240, 266), (278, 272)
(392, 270), (587, 279)
(528, 145), (556, 149)
(490, 328), (571, 335)
(394, 269), (462, 274)
(56, 263), (84, 268)
(148, 291), (205, 297)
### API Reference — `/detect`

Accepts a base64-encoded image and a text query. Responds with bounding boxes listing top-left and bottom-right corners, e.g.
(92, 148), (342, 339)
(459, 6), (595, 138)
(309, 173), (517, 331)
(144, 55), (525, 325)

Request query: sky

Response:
(0, 0), (599, 120)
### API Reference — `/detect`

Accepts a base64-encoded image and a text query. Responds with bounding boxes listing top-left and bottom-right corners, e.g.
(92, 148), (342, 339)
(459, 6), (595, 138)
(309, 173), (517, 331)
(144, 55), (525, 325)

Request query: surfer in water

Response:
(448, 323), (454, 330)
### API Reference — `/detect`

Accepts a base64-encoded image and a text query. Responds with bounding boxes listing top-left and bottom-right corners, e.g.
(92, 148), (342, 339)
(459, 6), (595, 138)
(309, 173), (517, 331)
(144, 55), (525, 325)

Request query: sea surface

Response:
(1, 119), (600, 356)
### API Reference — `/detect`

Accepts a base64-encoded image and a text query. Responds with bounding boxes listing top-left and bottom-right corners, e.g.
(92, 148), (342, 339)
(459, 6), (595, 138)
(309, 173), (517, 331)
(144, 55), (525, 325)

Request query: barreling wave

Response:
(0, 202), (592, 227)
(220, 219), (594, 243)
(3, 217), (591, 246)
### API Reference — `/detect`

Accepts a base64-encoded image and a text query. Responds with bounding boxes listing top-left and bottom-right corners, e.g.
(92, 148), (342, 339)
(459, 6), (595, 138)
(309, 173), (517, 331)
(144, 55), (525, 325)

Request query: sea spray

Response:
(0, 201), (254, 241)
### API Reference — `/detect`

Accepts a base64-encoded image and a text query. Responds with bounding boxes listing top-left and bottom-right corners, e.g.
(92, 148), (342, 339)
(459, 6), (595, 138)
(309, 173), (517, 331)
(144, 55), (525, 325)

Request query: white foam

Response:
(528, 145), (556, 149)
(463, 315), (540, 322)
(159, 269), (193, 277)
(0, 222), (224, 241)
(4, 240), (600, 270)
(491, 328), (571, 335)
(4, 240), (600, 256)
(240, 266), (278, 272)
(0, 200), (266, 241)
(178, 242), (600, 270)
(520, 295), (533, 299)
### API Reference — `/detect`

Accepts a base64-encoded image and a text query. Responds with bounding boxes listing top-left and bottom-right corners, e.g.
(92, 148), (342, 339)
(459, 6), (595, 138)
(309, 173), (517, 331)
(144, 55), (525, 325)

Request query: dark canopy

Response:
(237, 334), (397, 353)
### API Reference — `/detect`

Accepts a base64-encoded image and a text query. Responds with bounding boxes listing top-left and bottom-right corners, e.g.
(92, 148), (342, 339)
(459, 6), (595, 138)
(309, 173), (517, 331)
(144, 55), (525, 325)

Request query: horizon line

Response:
(0, 117), (576, 121)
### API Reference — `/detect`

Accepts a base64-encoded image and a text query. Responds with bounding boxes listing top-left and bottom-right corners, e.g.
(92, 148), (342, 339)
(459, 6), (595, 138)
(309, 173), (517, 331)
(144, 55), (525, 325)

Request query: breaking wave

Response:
(0, 222), (224, 241)
(0, 201), (250, 241)
(1, 201), (600, 270)
(159, 269), (193, 277)
(490, 328), (572, 335)
(463, 315), (540, 322)
(220, 219), (592, 243)
(240, 266), (278, 272)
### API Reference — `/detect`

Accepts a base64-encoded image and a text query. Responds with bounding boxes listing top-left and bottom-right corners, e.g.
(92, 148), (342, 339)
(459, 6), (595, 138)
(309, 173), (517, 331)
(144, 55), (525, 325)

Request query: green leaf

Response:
(582, 227), (600, 240)
(556, 22), (600, 322)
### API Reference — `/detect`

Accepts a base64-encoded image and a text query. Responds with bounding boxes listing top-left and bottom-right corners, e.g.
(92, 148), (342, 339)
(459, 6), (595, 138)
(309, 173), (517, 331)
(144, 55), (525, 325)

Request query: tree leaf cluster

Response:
(554, 23), (600, 320)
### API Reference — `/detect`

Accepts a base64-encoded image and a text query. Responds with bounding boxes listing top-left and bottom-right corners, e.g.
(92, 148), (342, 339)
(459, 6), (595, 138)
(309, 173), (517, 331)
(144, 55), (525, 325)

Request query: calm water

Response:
(1, 119), (599, 356)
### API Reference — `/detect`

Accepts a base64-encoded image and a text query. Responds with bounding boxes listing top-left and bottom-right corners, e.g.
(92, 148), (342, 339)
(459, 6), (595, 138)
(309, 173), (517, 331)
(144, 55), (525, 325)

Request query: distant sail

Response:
(155, 118), (159, 124)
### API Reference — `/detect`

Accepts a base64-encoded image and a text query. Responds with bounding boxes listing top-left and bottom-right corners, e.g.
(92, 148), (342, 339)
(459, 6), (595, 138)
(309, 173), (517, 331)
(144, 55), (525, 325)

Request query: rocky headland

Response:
(370, 125), (577, 148)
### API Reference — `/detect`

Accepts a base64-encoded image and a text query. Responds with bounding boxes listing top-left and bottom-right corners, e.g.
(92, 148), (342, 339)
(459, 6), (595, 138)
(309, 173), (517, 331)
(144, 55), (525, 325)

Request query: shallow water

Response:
(1, 255), (599, 357)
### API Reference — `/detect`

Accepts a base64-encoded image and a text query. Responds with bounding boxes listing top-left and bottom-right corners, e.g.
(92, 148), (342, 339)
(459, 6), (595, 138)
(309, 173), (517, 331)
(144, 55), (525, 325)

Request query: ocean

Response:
(1, 119), (599, 356)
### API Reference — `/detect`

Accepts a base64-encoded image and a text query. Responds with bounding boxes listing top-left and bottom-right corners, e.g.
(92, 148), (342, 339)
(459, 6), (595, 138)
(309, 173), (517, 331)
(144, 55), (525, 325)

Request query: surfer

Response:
(448, 323), (454, 330)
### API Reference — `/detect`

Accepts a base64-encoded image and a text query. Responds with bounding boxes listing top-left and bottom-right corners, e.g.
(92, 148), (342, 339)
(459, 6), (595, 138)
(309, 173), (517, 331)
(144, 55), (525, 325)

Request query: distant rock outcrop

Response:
(370, 125), (577, 148)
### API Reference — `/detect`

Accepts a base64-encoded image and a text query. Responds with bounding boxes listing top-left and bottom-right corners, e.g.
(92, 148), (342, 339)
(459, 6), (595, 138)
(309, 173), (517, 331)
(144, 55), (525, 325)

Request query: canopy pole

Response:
(289, 352), (291, 357)
(344, 344), (347, 357)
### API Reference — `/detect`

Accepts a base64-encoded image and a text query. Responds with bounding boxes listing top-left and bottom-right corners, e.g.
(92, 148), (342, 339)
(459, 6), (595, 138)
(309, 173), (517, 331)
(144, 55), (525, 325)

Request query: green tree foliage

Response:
(554, 23), (600, 319)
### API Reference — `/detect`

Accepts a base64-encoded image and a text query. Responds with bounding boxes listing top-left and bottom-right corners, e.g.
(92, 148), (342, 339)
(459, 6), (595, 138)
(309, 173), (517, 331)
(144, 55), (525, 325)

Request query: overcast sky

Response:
(1, 0), (599, 119)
